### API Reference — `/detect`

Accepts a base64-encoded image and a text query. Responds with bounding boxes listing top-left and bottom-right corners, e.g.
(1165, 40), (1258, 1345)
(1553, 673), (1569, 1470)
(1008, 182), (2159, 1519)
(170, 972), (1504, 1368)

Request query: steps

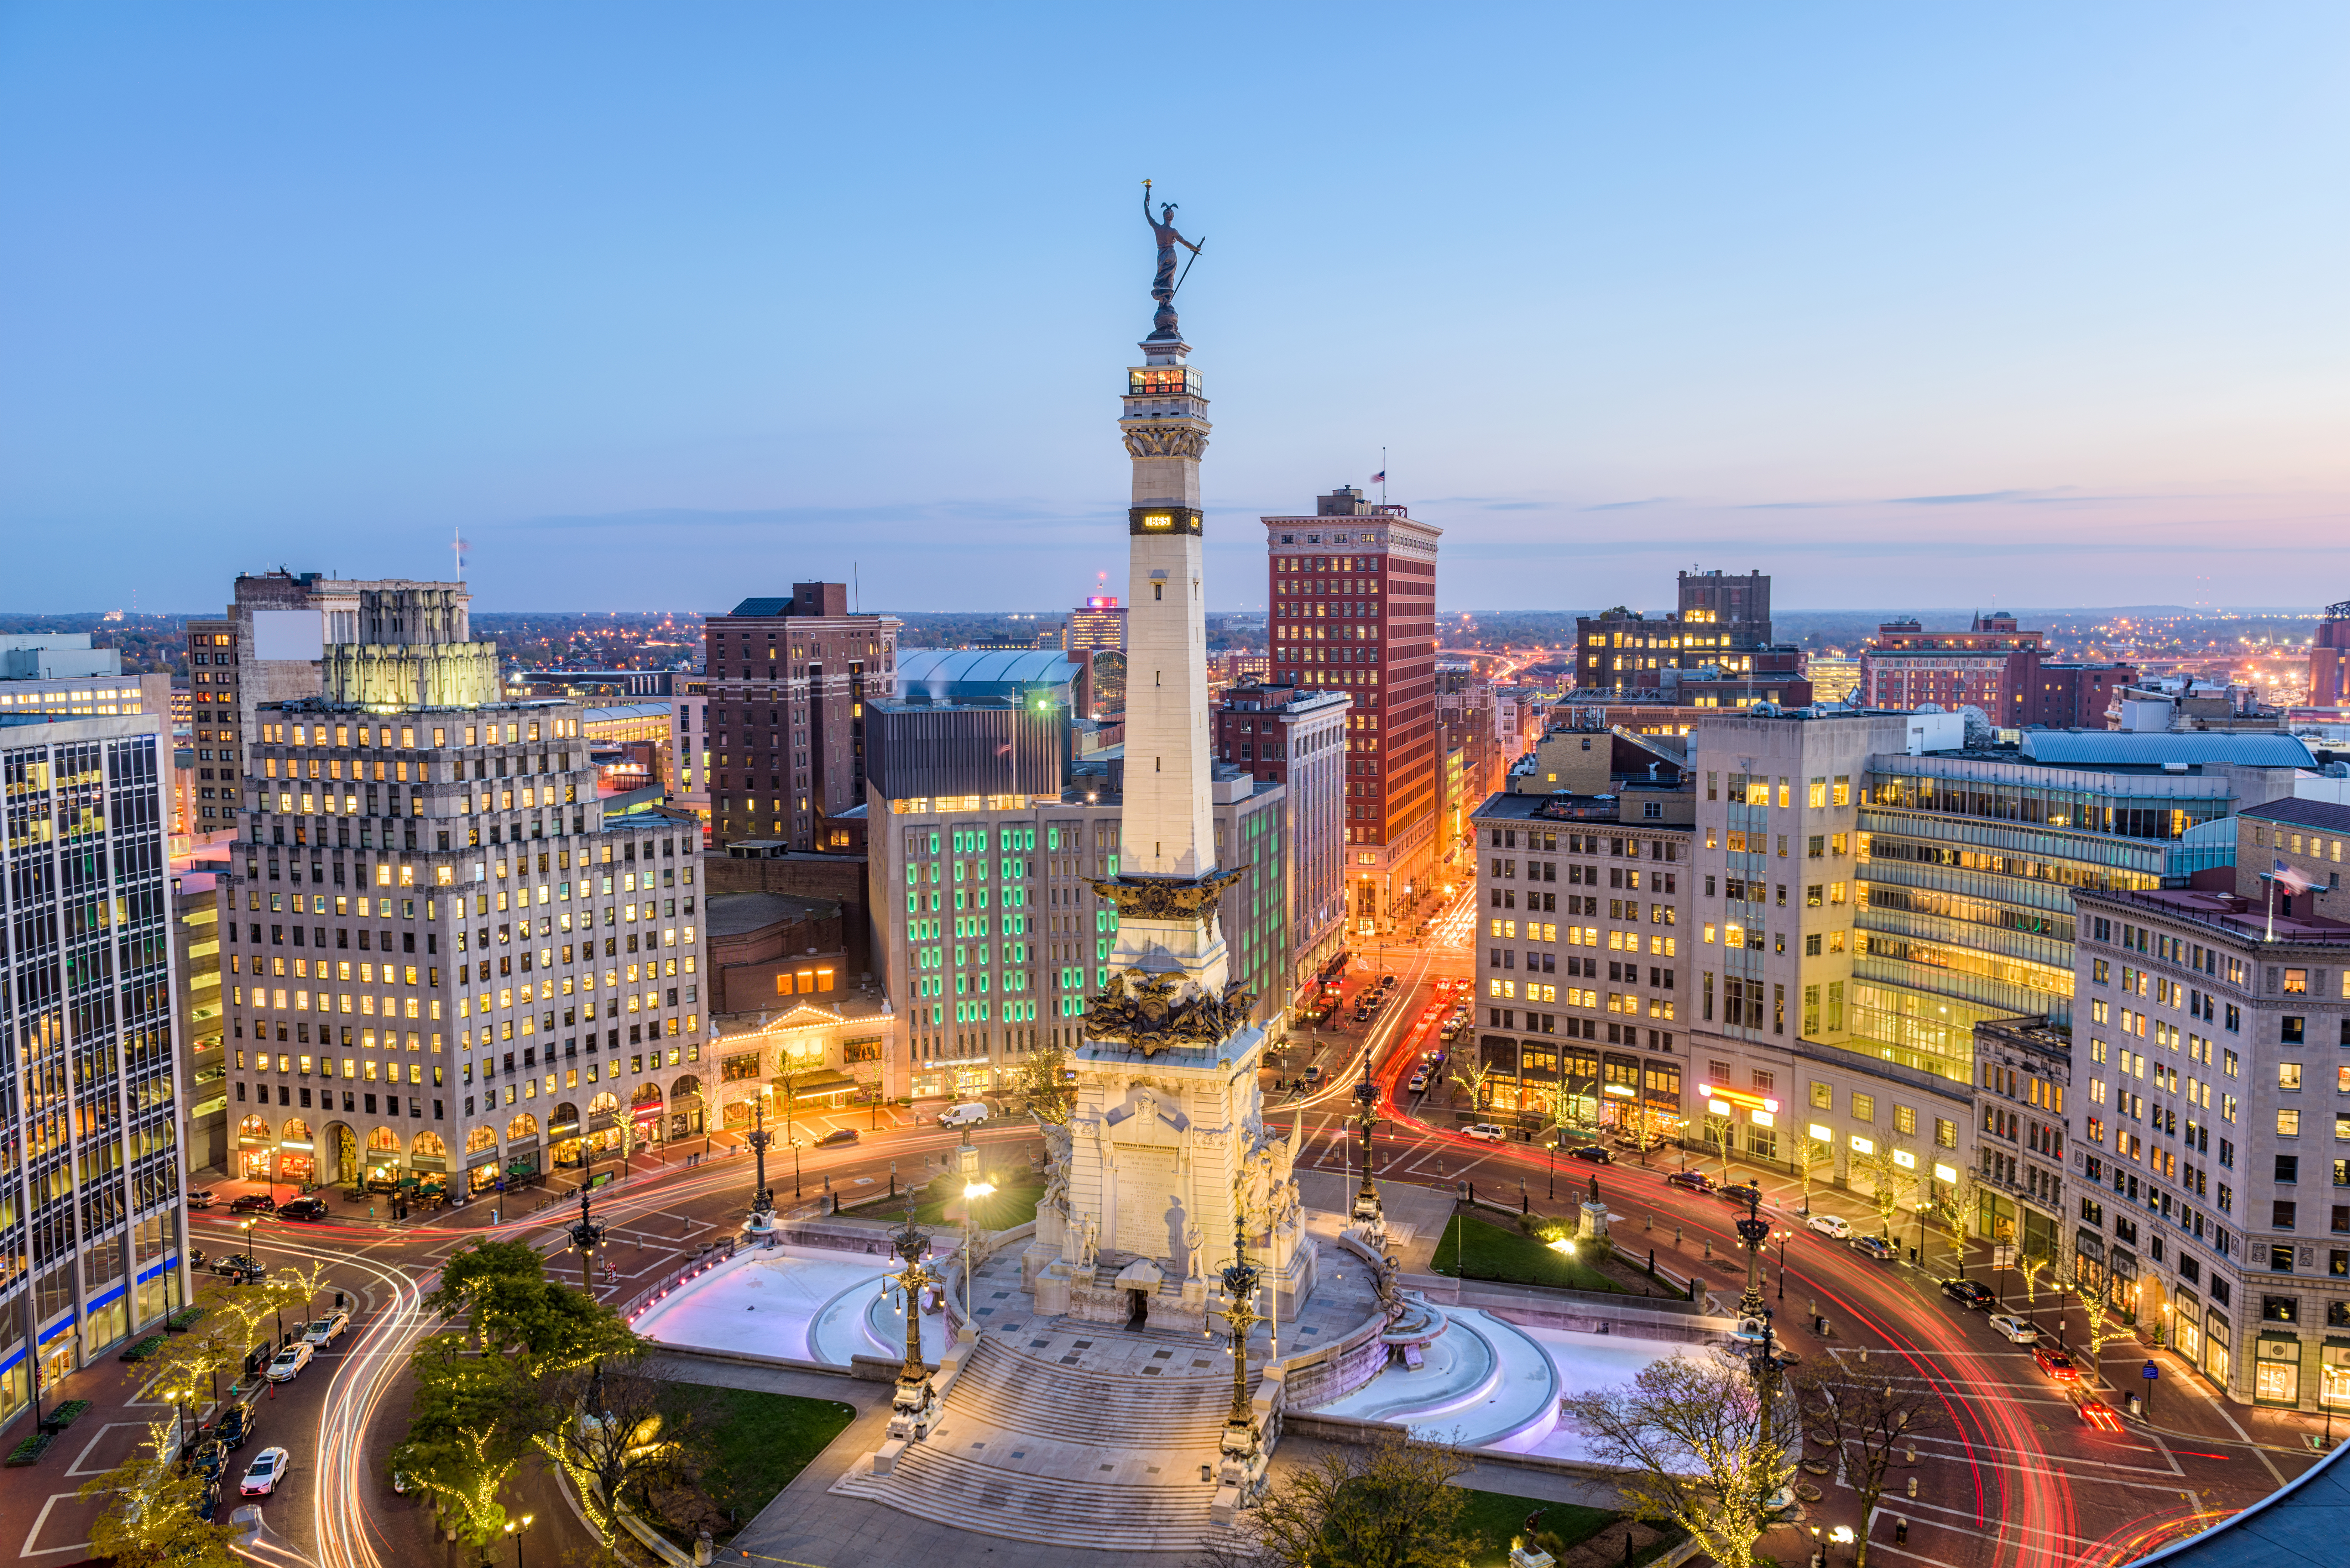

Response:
(874, 1443), (1218, 1550)
(946, 1337), (1241, 1448)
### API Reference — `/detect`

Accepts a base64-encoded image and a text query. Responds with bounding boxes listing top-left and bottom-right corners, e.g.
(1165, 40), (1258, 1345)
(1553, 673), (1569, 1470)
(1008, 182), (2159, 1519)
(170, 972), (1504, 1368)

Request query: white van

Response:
(937, 1102), (991, 1128)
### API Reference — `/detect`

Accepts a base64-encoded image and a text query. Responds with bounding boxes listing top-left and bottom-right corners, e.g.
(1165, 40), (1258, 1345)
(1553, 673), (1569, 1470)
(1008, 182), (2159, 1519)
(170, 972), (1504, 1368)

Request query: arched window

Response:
(671, 1075), (701, 1100)
(281, 1119), (312, 1143)
(412, 1131), (447, 1158)
(239, 1114), (270, 1139)
(465, 1126), (497, 1155)
(589, 1092), (620, 1117)
(630, 1083), (664, 1109)
(367, 1127), (400, 1153)
(506, 1113), (539, 1142)
(552, 1102), (579, 1127)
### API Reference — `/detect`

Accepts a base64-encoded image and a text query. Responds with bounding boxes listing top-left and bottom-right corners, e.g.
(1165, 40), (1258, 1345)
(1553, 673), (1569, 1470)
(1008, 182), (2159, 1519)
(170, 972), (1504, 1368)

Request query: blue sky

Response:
(1, 4), (2344, 615)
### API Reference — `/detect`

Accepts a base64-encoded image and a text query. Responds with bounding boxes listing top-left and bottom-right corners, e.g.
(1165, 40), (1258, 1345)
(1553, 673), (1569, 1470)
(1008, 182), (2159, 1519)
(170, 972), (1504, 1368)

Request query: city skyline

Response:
(4, 6), (2345, 612)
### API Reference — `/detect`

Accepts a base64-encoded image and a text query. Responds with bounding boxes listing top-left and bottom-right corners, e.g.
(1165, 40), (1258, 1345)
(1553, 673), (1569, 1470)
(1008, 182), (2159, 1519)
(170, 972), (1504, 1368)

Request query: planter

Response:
(39, 1400), (92, 1435)
(120, 1336), (167, 1363)
(1795, 1484), (1823, 1503)
(165, 1306), (207, 1333)
(1801, 1461), (1834, 1475)
(5, 1434), (53, 1467)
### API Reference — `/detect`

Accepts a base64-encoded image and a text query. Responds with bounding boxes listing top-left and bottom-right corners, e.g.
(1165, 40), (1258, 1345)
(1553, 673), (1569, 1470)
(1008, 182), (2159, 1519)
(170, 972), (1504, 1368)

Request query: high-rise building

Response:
(2313, 600), (2350, 713)
(668, 676), (710, 840)
(1212, 682), (1350, 993)
(214, 585), (710, 1197)
(1859, 613), (2045, 718)
(174, 858), (230, 1175)
(1576, 568), (1796, 699)
(2, 710), (189, 1415)
(701, 586), (898, 851)
(1678, 570), (1772, 641)
(1067, 596), (1127, 655)
(1263, 487), (1443, 935)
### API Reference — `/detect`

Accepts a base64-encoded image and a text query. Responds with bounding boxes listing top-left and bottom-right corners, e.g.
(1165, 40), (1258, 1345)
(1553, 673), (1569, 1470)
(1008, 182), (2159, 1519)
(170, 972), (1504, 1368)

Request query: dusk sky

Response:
(2, 5), (2344, 616)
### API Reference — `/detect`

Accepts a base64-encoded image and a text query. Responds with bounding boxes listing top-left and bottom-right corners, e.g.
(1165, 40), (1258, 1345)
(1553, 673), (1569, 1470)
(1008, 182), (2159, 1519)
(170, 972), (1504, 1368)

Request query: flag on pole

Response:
(2274, 859), (2322, 895)
(1370, 471), (1385, 484)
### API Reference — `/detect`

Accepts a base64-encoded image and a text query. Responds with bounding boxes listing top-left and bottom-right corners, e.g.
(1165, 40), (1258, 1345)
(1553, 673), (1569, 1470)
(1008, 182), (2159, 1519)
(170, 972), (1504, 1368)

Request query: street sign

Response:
(2142, 1360), (2160, 1381)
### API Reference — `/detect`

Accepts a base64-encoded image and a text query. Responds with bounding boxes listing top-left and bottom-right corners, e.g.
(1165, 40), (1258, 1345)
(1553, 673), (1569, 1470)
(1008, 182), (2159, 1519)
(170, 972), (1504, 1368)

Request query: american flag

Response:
(1370, 470), (1385, 484)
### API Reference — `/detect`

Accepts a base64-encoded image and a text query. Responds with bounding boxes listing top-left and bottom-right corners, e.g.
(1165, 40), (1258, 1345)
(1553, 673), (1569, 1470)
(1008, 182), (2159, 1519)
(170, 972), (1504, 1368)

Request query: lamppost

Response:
(502, 1513), (534, 1568)
(745, 1090), (776, 1235)
(1351, 1051), (1382, 1231)
(1775, 1228), (1791, 1301)
(959, 1139), (994, 1317)
(884, 1194), (941, 1441)
(1545, 1138), (1557, 1201)
(1734, 1185), (1771, 1327)
(568, 1144), (606, 1292)
(1213, 1216), (1267, 1494)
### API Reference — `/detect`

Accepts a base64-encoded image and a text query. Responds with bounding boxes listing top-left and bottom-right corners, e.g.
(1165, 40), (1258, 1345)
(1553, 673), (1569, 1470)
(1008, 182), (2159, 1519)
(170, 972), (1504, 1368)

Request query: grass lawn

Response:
(690, 1386), (857, 1540)
(844, 1170), (1045, 1230)
(1427, 1214), (1624, 1293)
(1457, 1489), (1617, 1567)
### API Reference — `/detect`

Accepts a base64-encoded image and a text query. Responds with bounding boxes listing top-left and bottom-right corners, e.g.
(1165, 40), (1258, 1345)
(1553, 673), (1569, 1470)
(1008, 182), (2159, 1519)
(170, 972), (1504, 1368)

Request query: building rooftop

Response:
(705, 890), (842, 939)
(895, 648), (1083, 702)
(1471, 790), (1674, 824)
(2240, 796), (2350, 834)
(2126, 1434), (2348, 1568)
(2077, 886), (2350, 946)
(583, 702), (674, 723)
(2018, 731), (2317, 769)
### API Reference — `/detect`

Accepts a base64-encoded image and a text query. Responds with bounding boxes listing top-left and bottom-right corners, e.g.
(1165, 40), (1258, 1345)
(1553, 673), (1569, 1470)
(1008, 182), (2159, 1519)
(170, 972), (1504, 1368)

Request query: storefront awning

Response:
(775, 1069), (856, 1100)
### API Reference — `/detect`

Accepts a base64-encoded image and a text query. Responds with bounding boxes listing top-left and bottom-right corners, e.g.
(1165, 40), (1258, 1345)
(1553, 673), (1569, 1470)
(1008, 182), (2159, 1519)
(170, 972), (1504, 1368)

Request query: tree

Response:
(391, 1333), (537, 1548)
(1925, 1165), (1980, 1276)
(1008, 1043), (1076, 1126)
(2072, 1278), (2139, 1392)
(1792, 1360), (1949, 1568)
(2015, 1251), (2053, 1338)
(1852, 1144), (1918, 1243)
(1189, 1430), (1474, 1568)
(1794, 1135), (1833, 1215)
(1448, 1060), (1497, 1115)
(1560, 1347), (1793, 1568)
(552, 1355), (727, 1542)
(77, 1417), (242, 1568)
(1703, 1111), (1738, 1179)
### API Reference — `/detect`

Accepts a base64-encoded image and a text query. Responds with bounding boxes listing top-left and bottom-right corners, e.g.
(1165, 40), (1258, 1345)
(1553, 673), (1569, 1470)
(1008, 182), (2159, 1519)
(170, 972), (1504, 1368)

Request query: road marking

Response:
(18, 1493), (95, 1559)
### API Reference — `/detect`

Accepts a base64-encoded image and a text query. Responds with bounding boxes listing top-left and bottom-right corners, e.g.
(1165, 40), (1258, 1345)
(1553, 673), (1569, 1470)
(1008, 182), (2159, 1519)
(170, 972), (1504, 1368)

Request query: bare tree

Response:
(1794, 1135), (1833, 1215)
(2072, 1278), (2139, 1392)
(1190, 1431), (1473, 1568)
(1793, 1359), (1950, 1568)
(78, 1416), (242, 1568)
(1560, 1347), (1794, 1568)
(1703, 1111), (1738, 1180)
(552, 1355), (724, 1539)
(1850, 1143), (1917, 1243)
(1448, 1059), (1497, 1115)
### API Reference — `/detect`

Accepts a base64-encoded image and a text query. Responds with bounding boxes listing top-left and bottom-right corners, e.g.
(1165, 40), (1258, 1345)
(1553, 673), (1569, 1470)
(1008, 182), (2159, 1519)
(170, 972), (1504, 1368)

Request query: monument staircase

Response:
(836, 1333), (1255, 1551)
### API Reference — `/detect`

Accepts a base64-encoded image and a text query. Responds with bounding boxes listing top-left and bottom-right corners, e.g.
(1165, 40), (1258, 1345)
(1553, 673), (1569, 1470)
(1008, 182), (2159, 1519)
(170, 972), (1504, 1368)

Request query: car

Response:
(302, 1310), (351, 1348)
(1715, 1180), (1764, 1206)
(936, 1102), (990, 1129)
(278, 1197), (329, 1221)
(196, 1480), (225, 1522)
(211, 1254), (265, 1282)
(1987, 1313), (2039, 1344)
(228, 1194), (277, 1214)
(1612, 1134), (1665, 1153)
(1406, 1073), (1429, 1094)
(2073, 1391), (2124, 1430)
(1849, 1235), (1898, 1261)
(1665, 1170), (1717, 1194)
(187, 1438), (228, 1482)
(264, 1342), (314, 1383)
(1462, 1123), (1506, 1143)
(1301, 1064), (1323, 1084)
(1941, 1277), (1997, 1310)
(2032, 1343), (2079, 1381)
(1806, 1214), (1852, 1239)
(211, 1405), (254, 1451)
(186, 1188), (218, 1210)
(239, 1447), (290, 1498)
(1565, 1143), (1614, 1164)
(816, 1127), (859, 1147)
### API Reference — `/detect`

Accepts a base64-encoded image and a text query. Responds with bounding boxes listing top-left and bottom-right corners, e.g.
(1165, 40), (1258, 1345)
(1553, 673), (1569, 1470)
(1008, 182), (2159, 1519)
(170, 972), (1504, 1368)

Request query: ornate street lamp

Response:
(959, 1139), (995, 1315)
(1212, 1215), (1269, 1502)
(884, 1194), (941, 1442)
(745, 1090), (776, 1236)
(1350, 1052), (1382, 1233)
(567, 1144), (606, 1291)
(1734, 1184), (1772, 1329)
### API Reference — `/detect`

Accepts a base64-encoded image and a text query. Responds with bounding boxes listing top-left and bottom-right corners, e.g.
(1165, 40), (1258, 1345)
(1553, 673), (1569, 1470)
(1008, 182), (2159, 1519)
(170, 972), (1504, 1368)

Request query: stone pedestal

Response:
(1035, 1259), (1076, 1317)
(1577, 1201), (1609, 1241)
(886, 1378), (939, 1443)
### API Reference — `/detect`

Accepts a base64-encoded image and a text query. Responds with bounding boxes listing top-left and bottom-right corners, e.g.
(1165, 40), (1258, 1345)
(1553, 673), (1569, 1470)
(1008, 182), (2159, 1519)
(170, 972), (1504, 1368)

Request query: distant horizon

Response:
(3, 601), (2338, 621)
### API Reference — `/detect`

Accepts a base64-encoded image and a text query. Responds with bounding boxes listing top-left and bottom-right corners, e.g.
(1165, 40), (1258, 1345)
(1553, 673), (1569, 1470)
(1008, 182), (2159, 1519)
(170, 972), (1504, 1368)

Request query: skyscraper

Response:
(2, 709), (188, 1414)
(1263, 487), (1443, 936)
(701, 586), (898, 851)
(1067, 596), (1127, 655)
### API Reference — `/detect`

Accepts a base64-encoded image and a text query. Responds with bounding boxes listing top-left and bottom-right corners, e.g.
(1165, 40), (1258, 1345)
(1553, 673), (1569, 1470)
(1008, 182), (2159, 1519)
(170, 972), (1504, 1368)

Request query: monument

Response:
(1028, 179), (1316, 1359)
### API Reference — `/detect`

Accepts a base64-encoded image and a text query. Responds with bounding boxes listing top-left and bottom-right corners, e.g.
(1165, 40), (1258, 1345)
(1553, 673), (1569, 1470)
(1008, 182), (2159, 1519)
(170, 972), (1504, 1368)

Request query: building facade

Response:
(1212, 682), (1350, 997)
(1860, 613), (2045, 718)
(668, 675), (710, 840)
(2, 713), (189, 1426)
(216, 590), (711, 1197)
(702, 585), (897, 851)
(1067, 596), (1126, 655)
(1263, 487), (1443, 936)
(174, 860), (230, 1178)
(2071, 879), (2350, 1411)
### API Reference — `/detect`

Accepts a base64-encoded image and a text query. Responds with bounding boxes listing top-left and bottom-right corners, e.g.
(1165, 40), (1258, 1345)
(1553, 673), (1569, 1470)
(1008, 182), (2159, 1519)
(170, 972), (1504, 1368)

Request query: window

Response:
(2285, 968), (2308, 994)
(1851, 1092), (1875, 1123)
(1895, 1104), (1917, 1136)
(2265, 1295), (2299, 1321)
(2281, 1109), (2303, 1137)
(2283, 1016), (2306, 1044)
(1810, 1081), (1832, 1109)
(2282, 1063), (2304, 1091)
(1936, 1117), (1957, 1148)
(2276, 1202), (2299, 1230)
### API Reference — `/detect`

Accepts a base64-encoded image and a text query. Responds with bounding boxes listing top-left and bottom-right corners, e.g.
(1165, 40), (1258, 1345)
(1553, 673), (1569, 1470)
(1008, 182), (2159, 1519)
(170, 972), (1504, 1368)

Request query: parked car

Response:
(1987, 1313), (2040, 1344)
(264, 1342), (315, 1383)
(239, 1447), (290, 1498)
(1849, 1235), (1898, 1262)
(186, 1188), (218, 1210)
(1565, 1143), (1614, 1165)
(212, 1405), (255, 1451)
(1806, 1214), (1852, 1239)
(2032, 1343), (2079, 1381)
(228, 1194), (277, 1214)
(1406, 1072), (1429, 1094)
(1462, 1123), (1506, 1143)
(302, 1310), (351, 1348)
(1301, 1064), (1323, 1084)
(1665, 1170), (1717, 1194)
(816, 1127), (859, 1147)
(187, 1438), (228, 1482)
(1941, 1277), (1997, 1310)
(278, 1197), (329, 1222)
(211, 1254), (265, 1283)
